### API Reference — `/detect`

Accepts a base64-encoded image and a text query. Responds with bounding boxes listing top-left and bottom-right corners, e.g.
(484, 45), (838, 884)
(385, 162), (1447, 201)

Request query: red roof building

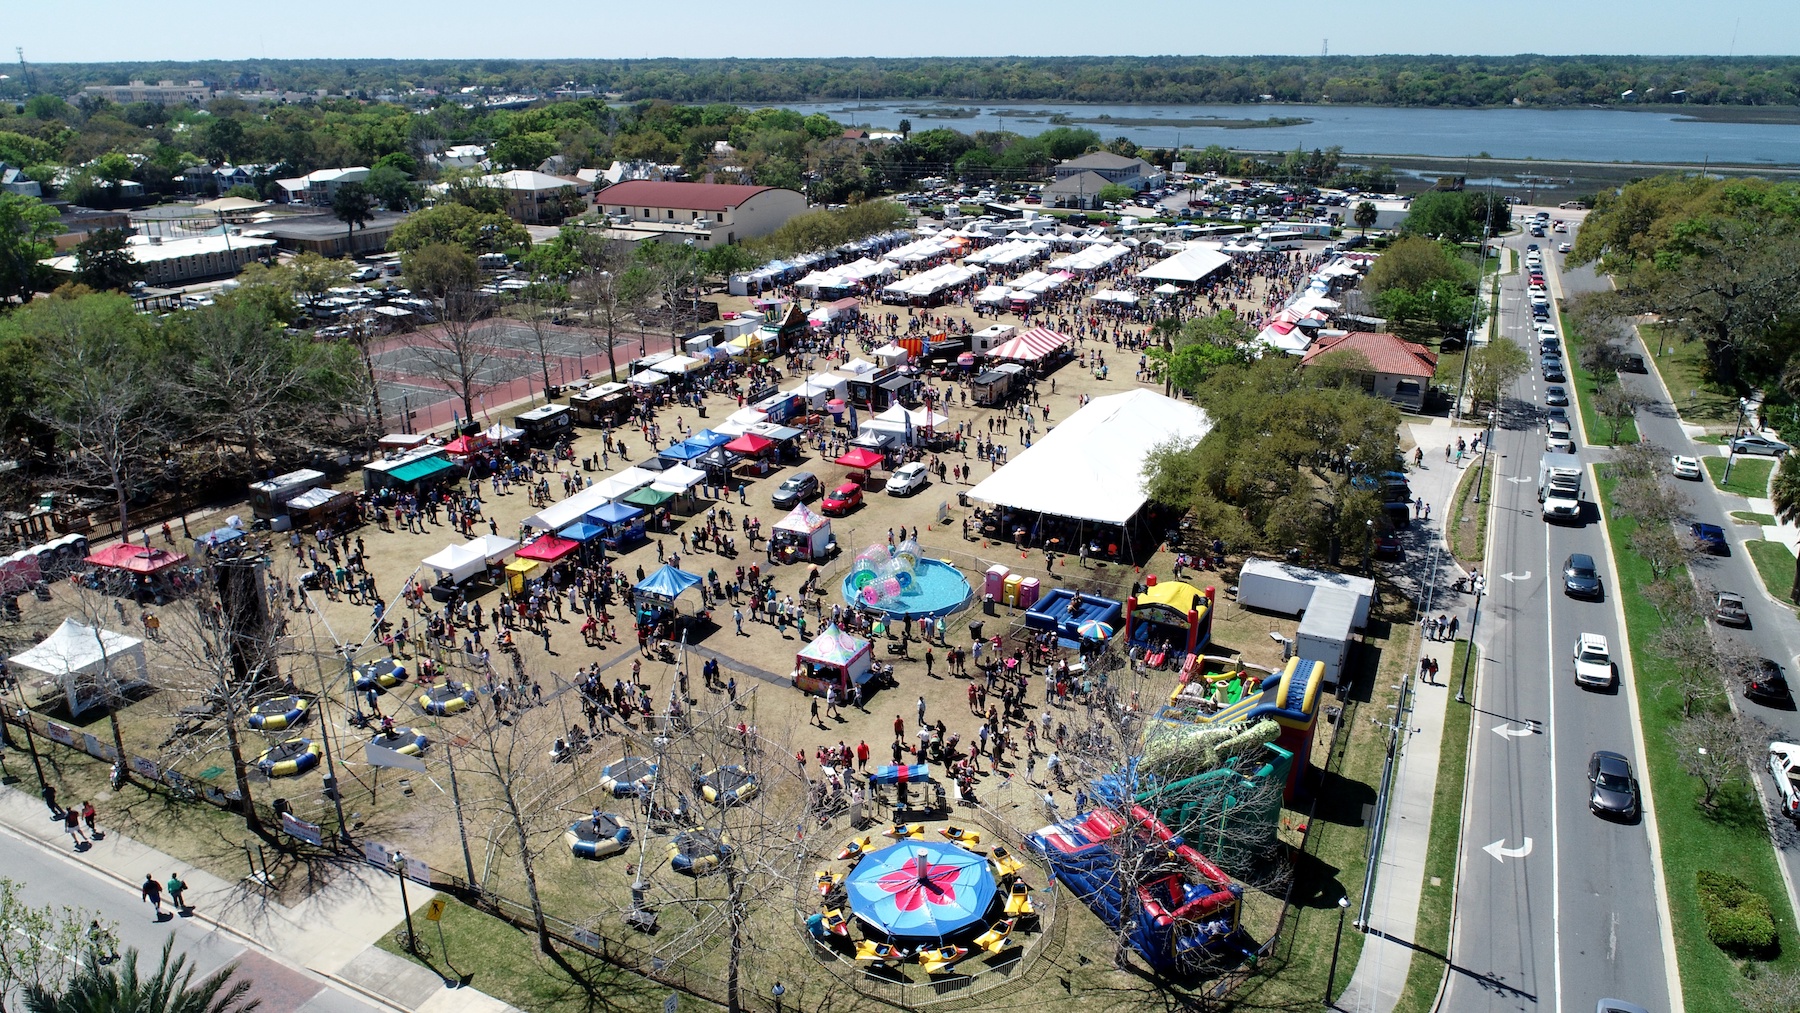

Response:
(595, 181), (806, 248)
(1300, 331), (1439, 409)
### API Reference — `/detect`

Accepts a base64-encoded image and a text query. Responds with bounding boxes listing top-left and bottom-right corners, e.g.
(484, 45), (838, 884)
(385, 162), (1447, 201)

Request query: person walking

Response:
(81, 800), (102, 840)
(141, 875), (164, 918)
(41, 784), (62, 820)
(917, 695), (927, 725)
(166, 872), (188, 911)
(62, 807), (88, 849)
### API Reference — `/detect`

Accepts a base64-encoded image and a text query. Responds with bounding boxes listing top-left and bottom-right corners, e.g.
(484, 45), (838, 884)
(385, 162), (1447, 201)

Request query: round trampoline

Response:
(247, 695), (312, 731)
(599, 756), (657, 797)
(670, 828), (732, 875)
(566, 813), (633, 859)
(371, 727), (429, 756)
(841, 557), (971, 619)
(355, 660), (409, 692)
(416, 682), (477, 717)
(844, 840), (998, 939)
(697, 765), (759, 806)
(256, 739), (322, 778)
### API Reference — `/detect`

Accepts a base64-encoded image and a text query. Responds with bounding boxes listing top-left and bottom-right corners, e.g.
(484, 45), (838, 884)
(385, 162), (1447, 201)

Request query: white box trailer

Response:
(1237, 558), (1374, 629)
(1296, 587), (1358, 688)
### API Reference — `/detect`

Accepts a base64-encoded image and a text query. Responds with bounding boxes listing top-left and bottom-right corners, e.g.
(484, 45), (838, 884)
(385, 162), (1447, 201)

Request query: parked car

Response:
(1690, 522), (1728, 555)
(1563, 553), (1603, 599)
(1669, 455), (1702, 480)
(1558, 242), (1573, 253)
(1768, 742), (1800, 820)
(1714, 590), (1750, 627)
(1732, 434), (1790, 456)
(1374, 531), (1402, 559)
(886, 462), (928, 496)
(1587, 750), (1638, 819)
(350, 266), (380, 282)
(771, 471), (820, 508)
(1744, 658), (1792, 708)
(821, 481), (863, 516)
(1573, 633), (1614, 689)
(1620, 354), (1647, 373)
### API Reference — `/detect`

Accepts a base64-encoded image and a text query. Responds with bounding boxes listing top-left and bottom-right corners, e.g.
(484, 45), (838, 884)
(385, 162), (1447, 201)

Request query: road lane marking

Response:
(1545, 515), (1565, 1013)
(1483, 837), (1535, 862)
(1493, 723), (1534, 739)
(1500, 571), (1532, 582)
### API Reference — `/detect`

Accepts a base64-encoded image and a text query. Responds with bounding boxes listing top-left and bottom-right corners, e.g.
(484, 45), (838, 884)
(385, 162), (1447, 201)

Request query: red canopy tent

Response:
(724, 433), (775, 455)
(515, 535), (580, 563)
(986, 325), (1072, 363)
(444, 433), (490, 457)
(835, 447), (885, 470)
(85, 543), (187, 574)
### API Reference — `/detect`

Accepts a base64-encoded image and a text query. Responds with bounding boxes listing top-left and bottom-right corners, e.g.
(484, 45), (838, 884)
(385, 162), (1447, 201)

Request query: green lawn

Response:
(1730, 511), (1777, 526)
(1596, 473), (1799, 1013)
(1558, 310), (1638, 446)
(378, 892), (711, 1013)
(1449, 457), (1494, 562)
(1391, 643), (1475, 1013)
(1641, 324), (1742, 427)
(1745, 540), (1798, 607)
(1701, 455), (1775, 498)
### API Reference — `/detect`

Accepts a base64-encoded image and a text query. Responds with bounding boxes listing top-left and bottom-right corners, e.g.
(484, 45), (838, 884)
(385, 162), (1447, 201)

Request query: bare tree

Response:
(573, 250), (651, 383)
(1631, 523), (1687, 580)
(1737, 966), (1800, 1013)
(1652, 621), (1723, 718)
(406, 243), (504, 424)
(1594, 381), (1649, 444)
(1671, 709), (1750, 811)
(459, 687), (565, 954)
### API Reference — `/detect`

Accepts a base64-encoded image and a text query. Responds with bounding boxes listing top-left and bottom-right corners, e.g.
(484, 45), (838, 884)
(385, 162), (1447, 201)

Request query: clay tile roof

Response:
(595, 180), (782, 212)
(1300, 330), (1438, 378)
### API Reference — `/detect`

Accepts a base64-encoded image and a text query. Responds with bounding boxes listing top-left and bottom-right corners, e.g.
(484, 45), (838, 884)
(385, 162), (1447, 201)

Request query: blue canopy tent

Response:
(658, 441), (710, 463)
(632, 565), (708, 633)
(191, 525), (247, 557)
(587, 501), (646, 551)
(689, 430), (734, 450)
(558, 521), (605, 544)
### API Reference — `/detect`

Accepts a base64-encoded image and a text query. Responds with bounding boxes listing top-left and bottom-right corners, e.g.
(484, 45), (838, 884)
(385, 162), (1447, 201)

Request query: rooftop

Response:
(1300, 330), (1438, 378)
(597, 180), (787, 212)
(1060, 151), (1152, 171)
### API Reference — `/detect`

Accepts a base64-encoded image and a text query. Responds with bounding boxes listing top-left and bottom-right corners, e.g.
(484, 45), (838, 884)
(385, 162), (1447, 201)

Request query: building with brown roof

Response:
(1300, 330), (1439, 410)
(594, 180), (806, 248)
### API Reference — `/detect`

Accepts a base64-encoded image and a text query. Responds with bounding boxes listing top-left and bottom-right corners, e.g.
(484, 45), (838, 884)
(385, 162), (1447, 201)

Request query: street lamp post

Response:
(1457, 573), (1486, 704)
(1473, 410), (1498, 504)
(1723, 397), (1750, 484)
(1325, 895), (1352, 1004)
(391, 851), (419, 953)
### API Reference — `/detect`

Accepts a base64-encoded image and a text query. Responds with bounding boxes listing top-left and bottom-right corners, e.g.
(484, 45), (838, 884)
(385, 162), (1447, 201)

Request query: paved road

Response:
(1444, 211), (1674, 1013)
(0, 819), (384, 1013)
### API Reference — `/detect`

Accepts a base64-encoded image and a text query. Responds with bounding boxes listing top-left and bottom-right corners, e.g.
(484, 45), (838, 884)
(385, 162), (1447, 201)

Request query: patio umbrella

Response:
(1077, 619), (1113, 641)
(845, 840), (998, 939)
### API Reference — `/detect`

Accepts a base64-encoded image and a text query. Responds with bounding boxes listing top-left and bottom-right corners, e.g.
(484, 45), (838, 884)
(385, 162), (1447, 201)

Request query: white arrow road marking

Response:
(1493, 723), (1534, 739)
(1507, 475), (1532, 484)
(1500, 571), (1532, 582)
(1483, 837), (1534, 863)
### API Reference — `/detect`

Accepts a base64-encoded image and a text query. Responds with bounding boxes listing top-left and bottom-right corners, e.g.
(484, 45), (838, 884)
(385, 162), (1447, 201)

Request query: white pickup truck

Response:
(1770, 742), (1800, 820)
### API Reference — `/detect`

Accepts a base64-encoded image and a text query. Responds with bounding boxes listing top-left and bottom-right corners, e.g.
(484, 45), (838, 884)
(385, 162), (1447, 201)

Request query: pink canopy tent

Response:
(986, 326), (1072, 363)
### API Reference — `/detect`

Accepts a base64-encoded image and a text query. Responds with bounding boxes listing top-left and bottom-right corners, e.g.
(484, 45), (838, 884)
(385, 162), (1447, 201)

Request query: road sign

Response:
(425, 898), (447, 922)
(664, 993), (679, 1013)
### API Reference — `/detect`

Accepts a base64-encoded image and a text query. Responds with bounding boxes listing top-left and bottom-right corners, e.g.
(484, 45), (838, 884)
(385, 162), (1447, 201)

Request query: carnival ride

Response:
(842, 541), (971, 619)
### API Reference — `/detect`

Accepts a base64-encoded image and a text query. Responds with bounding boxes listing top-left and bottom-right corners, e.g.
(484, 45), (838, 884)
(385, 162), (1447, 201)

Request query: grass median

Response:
(1702, 455), (1774, 498)
(1391, 642), (1475, 1013)
(1745, 539), (1798, 607)
(1641, 324), (1741, 428)
(1597, 472), (1800, 1013)
(1449, 459), (1494, 563)
(1560, 309), (1638, 446)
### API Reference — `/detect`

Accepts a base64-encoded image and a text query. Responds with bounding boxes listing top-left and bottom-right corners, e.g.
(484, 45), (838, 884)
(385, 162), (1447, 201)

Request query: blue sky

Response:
(8, 0), (1799, 62)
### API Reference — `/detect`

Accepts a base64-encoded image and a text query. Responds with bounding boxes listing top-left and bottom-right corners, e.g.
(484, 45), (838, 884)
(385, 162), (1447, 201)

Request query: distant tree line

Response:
(7, 55), (1800, 108)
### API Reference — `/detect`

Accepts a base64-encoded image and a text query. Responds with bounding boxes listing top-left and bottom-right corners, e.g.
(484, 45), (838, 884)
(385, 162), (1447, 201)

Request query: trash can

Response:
(969, 620), (984, 642)
(982, 594), (995, 616)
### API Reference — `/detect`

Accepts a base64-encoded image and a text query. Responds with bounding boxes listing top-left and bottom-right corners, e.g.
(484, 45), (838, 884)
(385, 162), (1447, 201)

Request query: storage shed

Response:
(1237, 558), (1373, 628)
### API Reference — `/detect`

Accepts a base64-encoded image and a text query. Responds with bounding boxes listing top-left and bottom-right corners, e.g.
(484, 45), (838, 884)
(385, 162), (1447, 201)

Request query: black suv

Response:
(1562, 553), (1602, 599)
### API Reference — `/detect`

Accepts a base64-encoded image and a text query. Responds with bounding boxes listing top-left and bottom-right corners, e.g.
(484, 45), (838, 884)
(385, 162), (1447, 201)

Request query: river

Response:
(778, 100), (1800, 166)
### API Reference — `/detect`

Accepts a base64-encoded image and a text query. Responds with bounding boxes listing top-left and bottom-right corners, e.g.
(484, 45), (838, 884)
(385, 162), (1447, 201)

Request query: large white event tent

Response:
(9, 618), (148, 718)
(967, 388), (1211, 527)
(1138, 245), (1233, 284)
(881, 263), (980, 301)
(1047, 242), (1130, 273)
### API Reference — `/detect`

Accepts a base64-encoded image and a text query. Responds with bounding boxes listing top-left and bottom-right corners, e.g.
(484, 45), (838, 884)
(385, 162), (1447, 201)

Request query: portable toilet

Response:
(1017, 577), (1041, 609)
(1003, 573), (1023, 607)
(985, 564), (1010, 599)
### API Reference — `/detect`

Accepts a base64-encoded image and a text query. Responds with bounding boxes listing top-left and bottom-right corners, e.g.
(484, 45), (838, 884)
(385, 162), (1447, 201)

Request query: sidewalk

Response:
(0, 783), (519, 1013)
(1337, 420), (1482, 1013)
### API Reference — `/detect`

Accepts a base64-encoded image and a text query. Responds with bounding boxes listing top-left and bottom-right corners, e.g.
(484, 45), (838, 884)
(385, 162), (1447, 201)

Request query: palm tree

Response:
(26, 937), (259, 1013)
(1770, 455), (1800, 602)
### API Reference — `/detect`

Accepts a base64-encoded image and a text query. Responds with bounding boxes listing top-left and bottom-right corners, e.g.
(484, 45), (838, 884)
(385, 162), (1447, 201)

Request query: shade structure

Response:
(688, 429), (733, 450)
(1077, 619), (1114, 641)
(798, 624), (872, 668)
(587, 501), (643, 526)
(623, 487), (675, 508)
(9, 617), (148, 719)
(846, 840), (998, 939)
(634, 564), (702, 601)
(423, 542), (486, 583)
(558, 522), (605, 544)
(724, 433), (774, 455)
(659, 440), (709, 462)
(868, 763), (930, 786)
(835, 447), (885, 470)
(516, 535), (580, 563)
(86, 543), (187, 574)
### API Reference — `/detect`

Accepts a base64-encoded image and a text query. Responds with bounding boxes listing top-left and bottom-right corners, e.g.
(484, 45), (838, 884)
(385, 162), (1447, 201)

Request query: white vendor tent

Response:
(1138, 246), (1232, 284)
(967, 388), (1211, 526)
(471, 533), (519, 562)
(10, 618), (149, 718)
(482, 423), (524, 443)
(424, 542), (487, 584)
(523, 484), (613, 531)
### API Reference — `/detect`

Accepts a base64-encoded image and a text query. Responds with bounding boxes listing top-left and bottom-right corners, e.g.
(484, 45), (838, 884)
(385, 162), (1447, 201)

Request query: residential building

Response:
(1043, 170), (1114, 209)
(1298, 330), (1438, 410)
(80, 80), (211, 104)
(275, 167), (371, 207)
(437, 170), (592, 224)
(429, 145), (488, 171)
(41, 232), (277, 286)
(0, 164), (40, 197)
(593, 180), (805, 248)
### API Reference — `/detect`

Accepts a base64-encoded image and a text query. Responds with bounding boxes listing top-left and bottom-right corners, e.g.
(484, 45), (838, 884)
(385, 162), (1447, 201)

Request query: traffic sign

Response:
(425, 898), (448, 922)
(664, 993), (679, 1013)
